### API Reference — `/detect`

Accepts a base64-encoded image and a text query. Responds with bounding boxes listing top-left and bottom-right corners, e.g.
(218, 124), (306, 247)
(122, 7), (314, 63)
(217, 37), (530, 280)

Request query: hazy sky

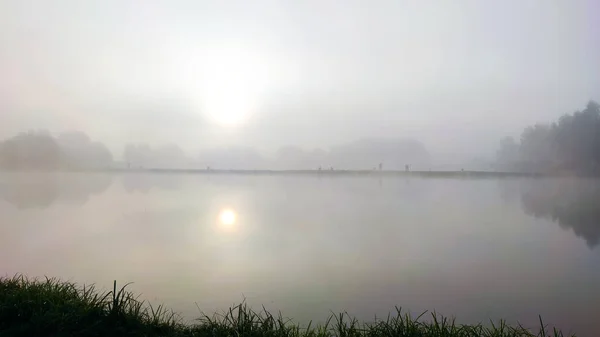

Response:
(1, 0), (598, 158)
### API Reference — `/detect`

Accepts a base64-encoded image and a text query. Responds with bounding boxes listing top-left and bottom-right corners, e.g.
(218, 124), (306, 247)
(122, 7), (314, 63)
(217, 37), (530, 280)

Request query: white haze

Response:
(1, 0), (598, 167)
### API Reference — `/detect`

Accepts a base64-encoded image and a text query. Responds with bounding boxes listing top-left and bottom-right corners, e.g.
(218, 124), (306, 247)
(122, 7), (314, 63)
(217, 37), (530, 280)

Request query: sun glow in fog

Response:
(217, 208), (238, 232)
(196, 46), (272, 127)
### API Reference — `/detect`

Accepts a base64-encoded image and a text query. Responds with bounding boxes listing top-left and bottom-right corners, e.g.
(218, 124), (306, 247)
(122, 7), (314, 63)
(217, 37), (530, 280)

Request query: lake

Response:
(1, 172), (599, 336)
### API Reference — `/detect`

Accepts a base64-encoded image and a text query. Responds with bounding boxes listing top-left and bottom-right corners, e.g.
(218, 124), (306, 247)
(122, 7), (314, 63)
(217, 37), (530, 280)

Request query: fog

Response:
(3, 172), (600, 334)
(1, 0), (598, 166)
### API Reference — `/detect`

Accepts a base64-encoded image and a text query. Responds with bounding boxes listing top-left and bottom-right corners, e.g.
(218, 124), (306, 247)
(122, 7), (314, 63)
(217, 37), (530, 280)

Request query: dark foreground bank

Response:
(0, 276), (573, 337)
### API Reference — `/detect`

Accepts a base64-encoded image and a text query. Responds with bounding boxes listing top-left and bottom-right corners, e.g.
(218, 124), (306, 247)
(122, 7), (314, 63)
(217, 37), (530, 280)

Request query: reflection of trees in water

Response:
(496, 178), (523, 204)
(519, 178), (600, 248)
(120, 174), (182, 193)
(116, 208), (202, 248)
(0, 173), (113, 209)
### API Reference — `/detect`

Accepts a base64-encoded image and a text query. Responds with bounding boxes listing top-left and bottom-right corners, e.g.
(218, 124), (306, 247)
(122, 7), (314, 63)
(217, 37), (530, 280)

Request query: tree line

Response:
(0, 131), (112, 170)
(496, 100), (600, 174)
(0, 131), (431, 171)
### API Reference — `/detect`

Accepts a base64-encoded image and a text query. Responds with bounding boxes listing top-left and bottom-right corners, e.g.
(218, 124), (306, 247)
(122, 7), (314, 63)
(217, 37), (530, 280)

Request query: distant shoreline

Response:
(0, 168), (559, 178)
(111, 168), (543, 178)
(1, 168), (589, 178)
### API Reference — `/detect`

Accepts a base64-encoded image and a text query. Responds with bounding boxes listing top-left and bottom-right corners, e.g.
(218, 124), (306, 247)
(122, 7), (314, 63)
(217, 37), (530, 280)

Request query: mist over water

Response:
(2, 1), (600, 335)
(1, 173), (599, 335)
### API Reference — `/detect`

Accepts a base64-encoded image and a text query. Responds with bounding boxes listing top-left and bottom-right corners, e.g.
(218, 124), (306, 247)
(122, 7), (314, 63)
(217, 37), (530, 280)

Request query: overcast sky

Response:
(1, 0), (598, 158)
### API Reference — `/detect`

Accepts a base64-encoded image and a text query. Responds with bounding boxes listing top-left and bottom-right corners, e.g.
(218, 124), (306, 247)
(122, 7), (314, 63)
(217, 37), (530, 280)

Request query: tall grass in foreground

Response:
(0, 275), (574, 337)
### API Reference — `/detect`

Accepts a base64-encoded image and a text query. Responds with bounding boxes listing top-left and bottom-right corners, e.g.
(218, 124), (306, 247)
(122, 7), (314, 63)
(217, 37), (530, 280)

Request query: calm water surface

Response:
(1, 173), (599, 335)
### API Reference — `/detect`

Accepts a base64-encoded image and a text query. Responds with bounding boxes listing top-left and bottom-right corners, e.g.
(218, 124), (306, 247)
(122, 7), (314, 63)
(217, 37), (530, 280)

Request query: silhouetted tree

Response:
(495, 136), (520, 171)
(0, 130), (113, 170)
(123, 143), (190, 169)
(0, 130), (61, 170)
(57, 131), (113, 169)
(124, 143), (153, 168)
(329, 138), (430, 170)
(495, 100), (600, 174)
(519, 124), (555, 172)
(198, 146), (266, 170)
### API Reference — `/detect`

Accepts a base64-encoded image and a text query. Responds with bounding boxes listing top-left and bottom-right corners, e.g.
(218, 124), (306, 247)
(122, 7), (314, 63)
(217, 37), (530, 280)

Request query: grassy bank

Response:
(0, 276), (572, 337)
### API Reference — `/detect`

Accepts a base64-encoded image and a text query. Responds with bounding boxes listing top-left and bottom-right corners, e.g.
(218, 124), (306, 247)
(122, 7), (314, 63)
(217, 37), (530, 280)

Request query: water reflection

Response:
(217, 208), (238, 232)
(2, 174), (600, 335)
(518, 178), (600, 248)
(0, 173), (113, 209)
(2, 173), (599, 251)
(120, 173), (182, 193)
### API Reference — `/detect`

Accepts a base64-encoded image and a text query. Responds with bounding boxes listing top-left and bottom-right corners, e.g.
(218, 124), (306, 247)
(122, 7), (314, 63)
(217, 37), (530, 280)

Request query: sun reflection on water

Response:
(217, 208), (238, 232)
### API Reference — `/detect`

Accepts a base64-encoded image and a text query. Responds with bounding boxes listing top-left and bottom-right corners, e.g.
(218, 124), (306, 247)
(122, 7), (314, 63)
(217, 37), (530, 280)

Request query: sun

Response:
(196, 46), (271, 127)
(202, 89), (255, 127)
(217, 208), (238, 232)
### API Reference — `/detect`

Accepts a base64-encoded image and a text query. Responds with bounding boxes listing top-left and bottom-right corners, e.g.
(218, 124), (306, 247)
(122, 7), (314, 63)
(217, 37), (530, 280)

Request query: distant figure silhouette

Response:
(318, 166), (322, 171)
(206, 166), (210, 171)
(330, 166), (334, 171)
(379, 163), (383, 171)
(405, 164), (410, 172)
